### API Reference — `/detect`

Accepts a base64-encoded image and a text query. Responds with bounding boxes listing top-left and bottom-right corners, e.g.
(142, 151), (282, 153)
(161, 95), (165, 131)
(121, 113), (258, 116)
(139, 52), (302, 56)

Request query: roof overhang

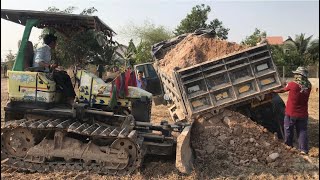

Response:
(1, 9), (116, 37)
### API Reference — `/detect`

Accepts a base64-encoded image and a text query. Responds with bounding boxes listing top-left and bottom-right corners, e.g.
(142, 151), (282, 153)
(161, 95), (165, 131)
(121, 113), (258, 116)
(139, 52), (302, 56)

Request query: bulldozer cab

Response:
(1, 9), (115, 104)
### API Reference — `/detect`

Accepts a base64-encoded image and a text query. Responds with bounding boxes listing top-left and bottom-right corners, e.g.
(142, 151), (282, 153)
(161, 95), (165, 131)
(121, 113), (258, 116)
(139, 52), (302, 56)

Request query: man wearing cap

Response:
(273, 67), (312, 154)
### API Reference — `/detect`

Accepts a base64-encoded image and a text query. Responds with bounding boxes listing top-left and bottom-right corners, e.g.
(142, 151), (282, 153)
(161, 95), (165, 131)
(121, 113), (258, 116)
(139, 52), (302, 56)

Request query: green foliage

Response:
(134, 22), (173, 45)
(127, 39), (137, 55)
(4, 51), (16, 70)
(307, 38), (319, 64)
(124, 39), (137, 65)
(122, 21), (173, 64)
(241, 28), (267, 47)
(135, 41), (153, 64)
(207, 19), (229, 40)
(270, 34), (319, 77)
(284, 34), (318, 66)
(174, 4), (229, 39)
(270, 45), (302, 77)
(40, 6), (115, 67)
(123, 21), (173, 45)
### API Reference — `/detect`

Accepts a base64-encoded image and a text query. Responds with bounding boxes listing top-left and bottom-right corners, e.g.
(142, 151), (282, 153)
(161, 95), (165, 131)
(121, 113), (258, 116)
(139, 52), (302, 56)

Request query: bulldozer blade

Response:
(175, 125), (194, 174)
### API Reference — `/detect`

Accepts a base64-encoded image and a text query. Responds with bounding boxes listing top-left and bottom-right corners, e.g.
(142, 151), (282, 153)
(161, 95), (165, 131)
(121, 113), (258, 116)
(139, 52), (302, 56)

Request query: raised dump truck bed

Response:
(156, 43), (282, 120)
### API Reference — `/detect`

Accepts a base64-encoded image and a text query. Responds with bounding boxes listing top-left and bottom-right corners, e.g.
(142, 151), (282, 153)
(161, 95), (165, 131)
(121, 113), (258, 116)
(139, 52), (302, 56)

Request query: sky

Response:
(1, 0), (319, 61)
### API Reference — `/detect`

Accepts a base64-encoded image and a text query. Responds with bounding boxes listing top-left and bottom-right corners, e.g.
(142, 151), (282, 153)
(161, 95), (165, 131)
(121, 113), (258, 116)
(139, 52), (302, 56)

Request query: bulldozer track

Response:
(1, 119), (145, 175)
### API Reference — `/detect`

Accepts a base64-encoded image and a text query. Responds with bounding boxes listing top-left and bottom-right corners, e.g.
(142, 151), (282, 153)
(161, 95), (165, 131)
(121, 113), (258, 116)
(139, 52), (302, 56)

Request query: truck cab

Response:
(134, 62), (164, 104)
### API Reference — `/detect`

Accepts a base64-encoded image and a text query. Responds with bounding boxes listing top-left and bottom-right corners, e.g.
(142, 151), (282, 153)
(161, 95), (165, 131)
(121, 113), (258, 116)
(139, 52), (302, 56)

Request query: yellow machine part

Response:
(76, 70), (152, 107)
(7, 71), (57, 103)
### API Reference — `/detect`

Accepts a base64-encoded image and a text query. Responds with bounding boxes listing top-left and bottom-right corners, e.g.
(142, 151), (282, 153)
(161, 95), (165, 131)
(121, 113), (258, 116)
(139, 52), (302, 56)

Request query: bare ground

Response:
(1, 77), (319, 179)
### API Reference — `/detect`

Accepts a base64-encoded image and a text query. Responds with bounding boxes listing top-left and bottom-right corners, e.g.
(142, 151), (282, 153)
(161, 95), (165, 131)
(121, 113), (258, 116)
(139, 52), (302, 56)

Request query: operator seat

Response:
(23, 41), (34, 70)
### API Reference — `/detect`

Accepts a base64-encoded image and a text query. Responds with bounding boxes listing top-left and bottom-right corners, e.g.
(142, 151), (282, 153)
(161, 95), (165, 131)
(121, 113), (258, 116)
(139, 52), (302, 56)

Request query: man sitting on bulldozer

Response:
(33, 33), (76, 105)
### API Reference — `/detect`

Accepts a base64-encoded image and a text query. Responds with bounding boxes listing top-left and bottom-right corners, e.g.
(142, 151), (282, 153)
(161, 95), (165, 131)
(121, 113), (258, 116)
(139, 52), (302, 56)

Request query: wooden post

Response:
(317, 65), (319, 78)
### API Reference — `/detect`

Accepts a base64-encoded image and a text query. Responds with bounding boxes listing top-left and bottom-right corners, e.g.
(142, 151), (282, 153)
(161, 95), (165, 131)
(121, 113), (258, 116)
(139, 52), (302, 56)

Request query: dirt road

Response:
(1, 77), (319, 179)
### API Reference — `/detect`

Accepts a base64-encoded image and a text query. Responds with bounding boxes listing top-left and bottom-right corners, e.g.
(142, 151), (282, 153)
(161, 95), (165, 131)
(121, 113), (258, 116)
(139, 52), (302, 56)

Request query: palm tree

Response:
(284, 34), (318, 65)
(307, 38), (319, 64)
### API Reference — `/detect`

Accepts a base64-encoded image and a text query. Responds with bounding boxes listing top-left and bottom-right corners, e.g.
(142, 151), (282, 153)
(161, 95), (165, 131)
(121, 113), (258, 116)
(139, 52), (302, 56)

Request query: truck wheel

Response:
(271, 94), (285, 139)
(247, 94), (285, 139)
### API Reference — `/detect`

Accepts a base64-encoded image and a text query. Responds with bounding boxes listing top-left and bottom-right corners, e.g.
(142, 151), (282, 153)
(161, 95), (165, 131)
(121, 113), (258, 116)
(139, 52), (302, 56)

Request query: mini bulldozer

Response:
(1, 9), (193, 175)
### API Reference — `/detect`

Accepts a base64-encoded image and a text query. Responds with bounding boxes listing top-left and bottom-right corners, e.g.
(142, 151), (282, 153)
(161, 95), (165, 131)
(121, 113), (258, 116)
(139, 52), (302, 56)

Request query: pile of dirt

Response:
(190, 109), (318, 178)
(157, 34), (247, 76)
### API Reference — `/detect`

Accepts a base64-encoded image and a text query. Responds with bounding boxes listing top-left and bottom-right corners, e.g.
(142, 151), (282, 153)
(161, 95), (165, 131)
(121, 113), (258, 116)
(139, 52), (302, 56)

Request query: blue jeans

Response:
(284, 115), (308, 154)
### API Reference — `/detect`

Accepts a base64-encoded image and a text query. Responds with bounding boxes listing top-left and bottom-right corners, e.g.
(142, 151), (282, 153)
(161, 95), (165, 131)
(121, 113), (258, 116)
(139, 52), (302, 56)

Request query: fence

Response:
(276, 65), (319, 79)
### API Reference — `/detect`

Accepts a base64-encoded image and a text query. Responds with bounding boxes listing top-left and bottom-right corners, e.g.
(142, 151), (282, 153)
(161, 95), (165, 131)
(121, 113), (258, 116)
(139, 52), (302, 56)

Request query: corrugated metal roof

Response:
(1, 9), (116, 37)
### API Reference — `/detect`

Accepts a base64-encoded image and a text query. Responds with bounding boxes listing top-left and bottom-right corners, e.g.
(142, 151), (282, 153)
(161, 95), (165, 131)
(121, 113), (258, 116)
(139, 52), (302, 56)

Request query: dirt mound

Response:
(158, 34), (247, 75)
(190, 109), (318, 178)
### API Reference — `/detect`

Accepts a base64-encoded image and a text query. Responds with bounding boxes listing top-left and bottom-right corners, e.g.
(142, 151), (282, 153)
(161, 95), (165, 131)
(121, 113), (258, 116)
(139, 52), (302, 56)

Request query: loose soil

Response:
(1, 77), (319, 179)
(158, 34), (247, 76)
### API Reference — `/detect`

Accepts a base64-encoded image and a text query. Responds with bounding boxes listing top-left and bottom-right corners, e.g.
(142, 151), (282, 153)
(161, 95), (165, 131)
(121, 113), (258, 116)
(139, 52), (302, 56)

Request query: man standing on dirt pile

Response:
(273, 67), (312, 155)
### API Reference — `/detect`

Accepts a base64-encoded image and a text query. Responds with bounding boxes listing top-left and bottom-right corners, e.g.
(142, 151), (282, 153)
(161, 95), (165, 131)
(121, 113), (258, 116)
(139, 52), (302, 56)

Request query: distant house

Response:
(266, 36), (284, 45)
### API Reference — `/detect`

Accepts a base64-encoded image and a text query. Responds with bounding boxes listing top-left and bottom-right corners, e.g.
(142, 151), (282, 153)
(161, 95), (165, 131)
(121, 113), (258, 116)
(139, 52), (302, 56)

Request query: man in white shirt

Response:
(33, 34), (57, 71)
(33, 34), (76, 105)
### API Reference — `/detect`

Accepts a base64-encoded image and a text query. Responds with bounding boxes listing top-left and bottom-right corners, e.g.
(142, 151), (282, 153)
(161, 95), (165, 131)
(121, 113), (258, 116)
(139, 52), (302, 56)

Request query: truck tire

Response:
(247, 94), (285, 139)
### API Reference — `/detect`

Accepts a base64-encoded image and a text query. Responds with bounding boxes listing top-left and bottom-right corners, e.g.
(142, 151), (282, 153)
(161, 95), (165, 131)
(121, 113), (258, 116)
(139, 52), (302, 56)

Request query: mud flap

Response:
(175, 125), (194, 174)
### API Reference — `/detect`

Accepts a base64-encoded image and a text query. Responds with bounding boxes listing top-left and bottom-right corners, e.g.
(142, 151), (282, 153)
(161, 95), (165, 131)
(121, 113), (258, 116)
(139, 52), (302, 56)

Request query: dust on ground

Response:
(1, 77), (319, 179)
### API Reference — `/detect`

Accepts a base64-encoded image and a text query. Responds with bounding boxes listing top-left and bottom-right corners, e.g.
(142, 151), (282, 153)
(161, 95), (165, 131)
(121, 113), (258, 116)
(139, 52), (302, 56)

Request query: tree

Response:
(123, 21), (173, 45)
(40, 6), (116, 67)
(121, 21), (173, 64)
(174, 4), (229, 39)
(135, 41), (153, 64)
(4, 50), (16, 70)
(306, 38), (319, 64)
(241, 28), (267, 47)
(124, 39), (137, 65)
(284, 34), (318, 66)
(270, 45), (302, 76)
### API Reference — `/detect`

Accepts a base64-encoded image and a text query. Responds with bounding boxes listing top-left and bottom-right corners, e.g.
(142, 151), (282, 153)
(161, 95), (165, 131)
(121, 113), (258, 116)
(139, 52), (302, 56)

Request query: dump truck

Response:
(1, 9), (191, 175)
(135, 33), (286, 168)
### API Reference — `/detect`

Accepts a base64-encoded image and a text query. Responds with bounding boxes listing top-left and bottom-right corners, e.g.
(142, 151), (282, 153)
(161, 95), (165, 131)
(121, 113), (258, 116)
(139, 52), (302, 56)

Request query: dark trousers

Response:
(284, 115), (308, 153)
(53, 71), (76, 98)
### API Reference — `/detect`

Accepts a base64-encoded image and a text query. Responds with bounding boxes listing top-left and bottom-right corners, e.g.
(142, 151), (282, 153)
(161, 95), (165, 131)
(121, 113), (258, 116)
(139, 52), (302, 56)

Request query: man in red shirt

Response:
(273, 67), (312, 154)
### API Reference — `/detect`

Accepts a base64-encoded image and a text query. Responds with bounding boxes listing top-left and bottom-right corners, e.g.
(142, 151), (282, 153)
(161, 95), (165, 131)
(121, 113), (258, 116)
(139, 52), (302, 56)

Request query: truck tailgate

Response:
(173, 43), (282, 117)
